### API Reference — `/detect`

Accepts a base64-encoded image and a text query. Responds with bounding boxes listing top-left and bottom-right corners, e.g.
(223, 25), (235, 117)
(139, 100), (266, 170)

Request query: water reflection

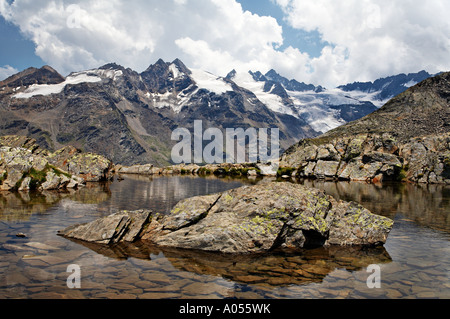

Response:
(0, 175), (449, 299)
(0, 184), (111, 222)
(66, 238), (392, 288)
(97, 174), (251, 214)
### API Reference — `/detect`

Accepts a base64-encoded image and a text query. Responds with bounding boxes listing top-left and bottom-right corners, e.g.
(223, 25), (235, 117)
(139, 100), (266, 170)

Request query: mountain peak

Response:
(225, 69), (237, 80)
(0, 65), (65, 88)
(249, 71), (267, 82)
(171, 58), (191, 76)
(265, 69), (320, 93)
(99, 62), (126, 71)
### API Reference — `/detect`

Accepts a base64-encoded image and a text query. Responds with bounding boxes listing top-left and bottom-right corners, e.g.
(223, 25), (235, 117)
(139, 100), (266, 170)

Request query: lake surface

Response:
(0, 175), (449, 299)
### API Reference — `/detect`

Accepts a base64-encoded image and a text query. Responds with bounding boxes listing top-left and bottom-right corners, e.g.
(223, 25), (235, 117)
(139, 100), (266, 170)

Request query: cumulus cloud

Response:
(274, 0), (450, 86)
(0, 0), (288, 76)
(0, 65), (19, 81)
(0, 0), (448, 87)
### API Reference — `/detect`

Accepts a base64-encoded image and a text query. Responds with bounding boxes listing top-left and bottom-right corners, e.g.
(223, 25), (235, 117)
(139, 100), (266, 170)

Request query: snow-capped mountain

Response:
(0, 59), (316, 165)
(0, 59), (436, 166)
(337, 70), (433, 104)
(227, 69), (434, 134)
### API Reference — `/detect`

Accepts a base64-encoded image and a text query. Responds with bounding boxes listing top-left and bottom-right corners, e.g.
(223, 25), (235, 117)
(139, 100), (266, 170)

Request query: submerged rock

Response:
(58, 182), (394, 254)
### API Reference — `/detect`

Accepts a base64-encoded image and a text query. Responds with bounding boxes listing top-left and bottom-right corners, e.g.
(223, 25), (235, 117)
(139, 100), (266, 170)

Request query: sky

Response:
(0, 0), (449, 88)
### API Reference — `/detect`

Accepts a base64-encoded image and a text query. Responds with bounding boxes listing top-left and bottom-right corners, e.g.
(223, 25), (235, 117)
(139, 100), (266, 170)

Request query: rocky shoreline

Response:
(113, 133), (450, 185)
(0, 135), (113, 192)
(279, 132), (450, 185)
(115, 161), (280, 177)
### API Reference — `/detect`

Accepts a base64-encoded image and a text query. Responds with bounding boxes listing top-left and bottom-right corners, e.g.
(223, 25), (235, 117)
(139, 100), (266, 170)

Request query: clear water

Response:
(0, 175), (449, 299)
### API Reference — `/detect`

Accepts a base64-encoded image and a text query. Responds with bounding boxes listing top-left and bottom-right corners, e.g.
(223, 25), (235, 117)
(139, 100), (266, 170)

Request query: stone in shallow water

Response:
(58, 210), (152, 245)
(58, 182), (394, 254)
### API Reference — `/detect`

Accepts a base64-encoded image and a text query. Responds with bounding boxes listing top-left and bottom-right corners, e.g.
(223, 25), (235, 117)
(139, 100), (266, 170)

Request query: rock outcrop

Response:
(59, 210), (152, 245)
(280, 132), (450, 184)
(58, 182), (394, 254)
(0, 135), (113, 191)
(46, 145), (114, 182)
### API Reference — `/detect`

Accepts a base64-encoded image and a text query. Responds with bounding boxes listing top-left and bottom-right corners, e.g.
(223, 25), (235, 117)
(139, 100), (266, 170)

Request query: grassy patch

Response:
(18, 164), (72, 190)
(198, 167), (213, 175)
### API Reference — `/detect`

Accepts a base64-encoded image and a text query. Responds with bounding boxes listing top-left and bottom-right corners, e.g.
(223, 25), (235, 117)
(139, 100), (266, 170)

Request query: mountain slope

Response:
(0, 65), (65, 89)
(0, 59), (439, 167)
(320, 71), (450, 143)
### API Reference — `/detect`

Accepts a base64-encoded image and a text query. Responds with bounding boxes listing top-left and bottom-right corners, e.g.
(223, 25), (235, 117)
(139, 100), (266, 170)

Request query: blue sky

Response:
(0, 0), (448, 87)
(238, 0), (327, 57)
(0, 15), (45, 71)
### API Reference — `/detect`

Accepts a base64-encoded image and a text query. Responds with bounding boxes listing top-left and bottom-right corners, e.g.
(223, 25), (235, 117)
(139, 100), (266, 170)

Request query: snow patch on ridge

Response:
(13, 72), (102, 99)
(189, 69), (232, 95)
(231, 71), (297, 117)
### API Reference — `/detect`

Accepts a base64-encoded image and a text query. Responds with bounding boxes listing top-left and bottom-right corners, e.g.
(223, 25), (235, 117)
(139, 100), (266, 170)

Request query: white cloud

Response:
(274, 0), (450, 86)
(0, 65), (19, 81)
(0, 0), (448, 88)
(0, 0), (289, 78)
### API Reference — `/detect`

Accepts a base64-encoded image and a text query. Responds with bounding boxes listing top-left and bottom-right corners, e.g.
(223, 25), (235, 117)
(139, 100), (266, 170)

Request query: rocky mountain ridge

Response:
(0, 59), (434, 166)
(0, 60), (317, 166)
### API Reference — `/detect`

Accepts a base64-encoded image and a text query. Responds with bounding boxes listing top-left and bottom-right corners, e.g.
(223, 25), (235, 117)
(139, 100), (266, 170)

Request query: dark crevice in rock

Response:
(164, 194), (223, 232)
(269, 222), (290, 251)
(302, 230), (328, 248)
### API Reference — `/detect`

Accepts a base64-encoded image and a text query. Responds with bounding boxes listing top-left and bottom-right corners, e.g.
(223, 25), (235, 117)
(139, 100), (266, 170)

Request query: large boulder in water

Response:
(58, 182), (394, 254)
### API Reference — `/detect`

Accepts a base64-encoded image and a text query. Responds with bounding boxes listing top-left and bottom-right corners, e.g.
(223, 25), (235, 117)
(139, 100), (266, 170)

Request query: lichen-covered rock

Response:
(0, 135), (48, 156)
(399, 134), (450, 184)
(47, 146), (114, 182)
(0, 136), (113, 191)
(280, 132), (450, 184)
(59, 182), (394, 253)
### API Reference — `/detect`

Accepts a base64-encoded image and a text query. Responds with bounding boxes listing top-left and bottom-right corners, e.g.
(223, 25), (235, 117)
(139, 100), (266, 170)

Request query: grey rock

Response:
(281, 132), (450, 184)
(59, 182), (394, 254)
(59, 210), (152, 244)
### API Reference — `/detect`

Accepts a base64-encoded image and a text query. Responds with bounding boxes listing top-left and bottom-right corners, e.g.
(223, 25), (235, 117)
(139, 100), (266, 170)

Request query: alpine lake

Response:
(0, 174), (449, 299)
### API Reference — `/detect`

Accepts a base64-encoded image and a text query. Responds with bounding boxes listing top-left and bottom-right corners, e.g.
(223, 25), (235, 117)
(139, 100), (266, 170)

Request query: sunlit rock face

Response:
(59, 182), (394, 253)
